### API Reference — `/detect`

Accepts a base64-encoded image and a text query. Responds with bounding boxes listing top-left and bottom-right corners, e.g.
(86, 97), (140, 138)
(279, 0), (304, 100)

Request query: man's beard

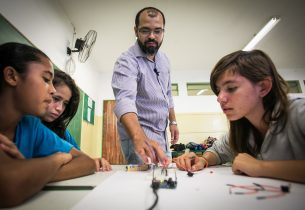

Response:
(137, 39), (162, 55)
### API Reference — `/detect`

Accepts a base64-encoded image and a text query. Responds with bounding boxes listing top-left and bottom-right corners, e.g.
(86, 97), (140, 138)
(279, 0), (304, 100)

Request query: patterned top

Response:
(111, 42), (174, 150)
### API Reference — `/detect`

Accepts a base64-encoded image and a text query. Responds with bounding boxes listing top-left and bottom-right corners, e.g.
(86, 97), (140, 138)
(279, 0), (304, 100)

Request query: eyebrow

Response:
(217, 80), (237, 88)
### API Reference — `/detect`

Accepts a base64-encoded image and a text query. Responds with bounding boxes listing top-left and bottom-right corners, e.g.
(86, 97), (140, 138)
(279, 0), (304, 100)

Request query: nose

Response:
(49, 83), (56, 95)
(55, 101), (64, 112)
(217, 91), (227, 104)
(148, 31), (156, 39)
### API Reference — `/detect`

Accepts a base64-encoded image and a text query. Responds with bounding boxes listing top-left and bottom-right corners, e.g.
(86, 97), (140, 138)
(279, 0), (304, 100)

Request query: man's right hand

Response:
(120, 113), (169, 167)
(134, 138), (169, 167)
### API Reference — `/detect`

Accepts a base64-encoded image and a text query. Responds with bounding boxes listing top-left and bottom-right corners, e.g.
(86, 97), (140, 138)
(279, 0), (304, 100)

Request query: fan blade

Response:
(78, 30), (97, 63)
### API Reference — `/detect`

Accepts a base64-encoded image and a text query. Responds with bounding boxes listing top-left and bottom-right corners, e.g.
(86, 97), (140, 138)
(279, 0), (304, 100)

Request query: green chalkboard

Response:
(67, 89), (84, 147)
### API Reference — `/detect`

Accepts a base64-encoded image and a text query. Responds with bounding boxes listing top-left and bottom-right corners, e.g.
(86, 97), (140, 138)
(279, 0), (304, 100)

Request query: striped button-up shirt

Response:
(111, 42), (174, 150)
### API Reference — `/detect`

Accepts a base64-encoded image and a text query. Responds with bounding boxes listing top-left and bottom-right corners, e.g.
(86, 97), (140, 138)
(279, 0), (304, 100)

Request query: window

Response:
(187, 83), (214, 96)
(171, 83), (179, 96)
(286, 80), (302, 93)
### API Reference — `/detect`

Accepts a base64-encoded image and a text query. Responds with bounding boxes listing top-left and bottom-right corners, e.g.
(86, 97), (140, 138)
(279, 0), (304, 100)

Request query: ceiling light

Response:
(243, 16), (281, 51)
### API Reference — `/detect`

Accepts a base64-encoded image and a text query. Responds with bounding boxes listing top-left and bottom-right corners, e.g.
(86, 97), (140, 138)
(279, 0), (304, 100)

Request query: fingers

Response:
(173, 156), (187, 171)
(101, 158), (112, 171)
(146, 140), (171, 167)
(153, 145), (169, 167)
(94, 158), (112, 172)
(140, 146), (155, 164)
(174, 153), (192, 171)
(133, 139), (155, 164)
(0, 143), (24, 159)
(174, 152), (204, 172)
(170, 129), (179, 145)
(0, 134), (25, 159)
(94, 158), (101, 172)
(191, 161), (203, 172)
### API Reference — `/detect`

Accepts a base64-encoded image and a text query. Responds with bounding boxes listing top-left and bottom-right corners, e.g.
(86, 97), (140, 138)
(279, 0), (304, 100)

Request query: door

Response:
(102, 100), (126, 164)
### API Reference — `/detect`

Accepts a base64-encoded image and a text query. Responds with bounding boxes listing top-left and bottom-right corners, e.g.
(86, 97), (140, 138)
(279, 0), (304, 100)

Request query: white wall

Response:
(1, 0), (304, 116)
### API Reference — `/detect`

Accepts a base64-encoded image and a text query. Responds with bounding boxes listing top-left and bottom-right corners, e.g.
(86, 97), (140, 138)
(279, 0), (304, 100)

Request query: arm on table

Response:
(50, 148), (95, 182)
(232, 153), (305, 183)
(0, 149), (72, 208)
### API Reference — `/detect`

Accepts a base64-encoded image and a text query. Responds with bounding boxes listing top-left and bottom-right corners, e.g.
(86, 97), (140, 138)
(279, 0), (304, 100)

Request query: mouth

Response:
(222, 107), (233, 113)
(145, 41), (157, 47)
(50, 113), (59, 119)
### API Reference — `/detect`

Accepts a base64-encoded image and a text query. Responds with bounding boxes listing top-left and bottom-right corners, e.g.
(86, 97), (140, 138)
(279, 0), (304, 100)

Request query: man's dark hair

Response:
(135, 7), (165, 28)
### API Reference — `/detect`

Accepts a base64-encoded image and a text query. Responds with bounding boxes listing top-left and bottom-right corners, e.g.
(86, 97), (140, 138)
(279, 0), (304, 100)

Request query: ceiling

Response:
(57, 0), (305, 74)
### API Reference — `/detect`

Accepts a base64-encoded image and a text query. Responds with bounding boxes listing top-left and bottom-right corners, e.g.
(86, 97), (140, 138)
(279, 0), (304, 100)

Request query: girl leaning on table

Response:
(41, 69), (112, 172)
(175, 49), (305, 184)
(0, 42), (95, 208)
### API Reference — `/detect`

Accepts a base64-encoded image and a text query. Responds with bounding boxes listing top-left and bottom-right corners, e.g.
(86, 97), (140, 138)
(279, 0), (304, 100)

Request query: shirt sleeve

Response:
(64, 130), (80, 150)
(112, 54), (138, 121)
(34, 120), (74, 157)
(205, 133), (235, 164)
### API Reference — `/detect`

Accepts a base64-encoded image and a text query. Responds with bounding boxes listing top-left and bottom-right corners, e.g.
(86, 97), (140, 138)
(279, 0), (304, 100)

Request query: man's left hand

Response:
(169, 124), (179, 144)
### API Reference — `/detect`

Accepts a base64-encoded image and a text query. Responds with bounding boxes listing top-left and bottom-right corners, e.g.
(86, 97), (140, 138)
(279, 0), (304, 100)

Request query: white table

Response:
(3, 165), (305, 210)
(2, 165), (124, 210)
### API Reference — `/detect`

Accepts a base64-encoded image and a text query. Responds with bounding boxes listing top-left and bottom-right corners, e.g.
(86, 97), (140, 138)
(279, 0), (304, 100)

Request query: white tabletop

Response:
(2, 165), (124, 210)
(3, 165), (305, 210)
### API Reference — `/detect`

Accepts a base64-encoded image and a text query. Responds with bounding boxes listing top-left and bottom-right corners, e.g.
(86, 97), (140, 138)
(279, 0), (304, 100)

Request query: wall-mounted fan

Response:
(67, 30), (97, 63)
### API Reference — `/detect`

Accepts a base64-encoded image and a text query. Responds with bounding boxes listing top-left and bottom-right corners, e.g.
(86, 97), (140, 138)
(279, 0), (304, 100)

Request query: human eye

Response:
(139, 28), (151, 35)
(63, 101), (69, 108)
(225, 86), (238, 93)
(154, 28), (164, 35)
(43, 76), (51, 83)
(52, 96), (61, 103)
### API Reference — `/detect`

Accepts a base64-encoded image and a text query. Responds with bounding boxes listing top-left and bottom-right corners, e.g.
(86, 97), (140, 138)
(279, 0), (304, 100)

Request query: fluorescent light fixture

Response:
(243, 16), (280, 51)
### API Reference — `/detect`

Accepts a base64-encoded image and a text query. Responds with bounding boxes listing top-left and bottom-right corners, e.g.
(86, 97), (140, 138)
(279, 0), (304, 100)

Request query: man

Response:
(112, 7), (179, 165)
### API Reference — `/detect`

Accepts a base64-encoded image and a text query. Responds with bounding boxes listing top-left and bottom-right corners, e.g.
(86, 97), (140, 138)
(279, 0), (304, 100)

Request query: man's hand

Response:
(133, 138), (169, 167)
(0, 133), (25, 159)
(94, 158), (112, 172)
(147, 139), (170, 167)
(169, 124), (179, 145)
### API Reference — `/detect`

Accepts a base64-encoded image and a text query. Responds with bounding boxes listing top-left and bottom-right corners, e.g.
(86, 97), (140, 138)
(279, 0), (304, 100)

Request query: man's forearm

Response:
(120, 112), (147, 142)
(168, 108), (176, 122)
